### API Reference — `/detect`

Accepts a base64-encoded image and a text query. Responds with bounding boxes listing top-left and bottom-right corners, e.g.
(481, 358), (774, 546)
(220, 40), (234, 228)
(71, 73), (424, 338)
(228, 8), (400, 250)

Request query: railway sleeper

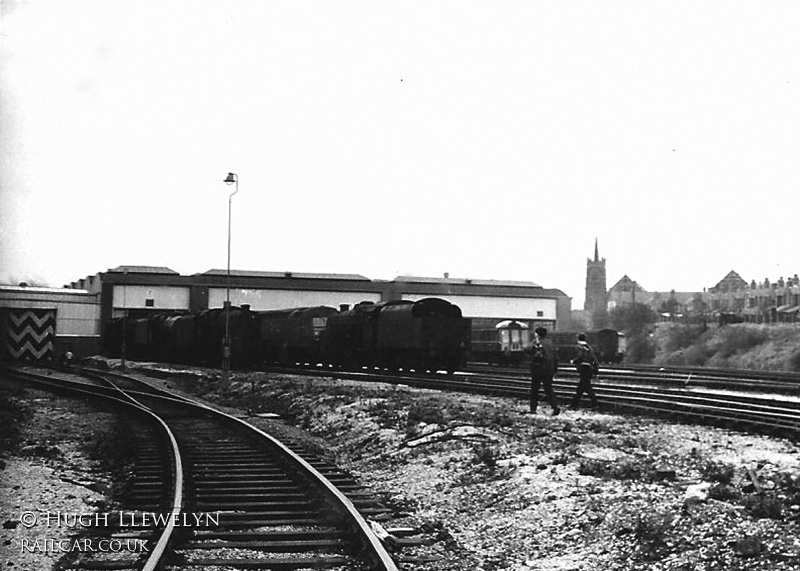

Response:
(163, 555), (353, 569)
(182, 538), (347, 551)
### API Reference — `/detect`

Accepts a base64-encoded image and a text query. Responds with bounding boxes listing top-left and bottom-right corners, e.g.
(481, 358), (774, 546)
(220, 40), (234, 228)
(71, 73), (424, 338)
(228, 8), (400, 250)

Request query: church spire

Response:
(594, 238), (599, 262)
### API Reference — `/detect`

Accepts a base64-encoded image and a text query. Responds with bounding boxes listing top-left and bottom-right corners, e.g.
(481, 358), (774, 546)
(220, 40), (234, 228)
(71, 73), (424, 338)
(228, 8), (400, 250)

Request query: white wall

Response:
(112, 285), (190, 311)
(209, 288), (381, 310)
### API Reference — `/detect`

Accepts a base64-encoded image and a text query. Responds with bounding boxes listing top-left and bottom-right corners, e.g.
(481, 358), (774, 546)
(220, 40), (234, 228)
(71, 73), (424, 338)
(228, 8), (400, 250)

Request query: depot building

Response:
(0, 265), (572, 362)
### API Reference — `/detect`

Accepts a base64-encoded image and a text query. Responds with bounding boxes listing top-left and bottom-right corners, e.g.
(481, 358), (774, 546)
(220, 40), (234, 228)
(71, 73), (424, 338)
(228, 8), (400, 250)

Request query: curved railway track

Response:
(4, 359), (798, 568)
(0, 364), (398, 571)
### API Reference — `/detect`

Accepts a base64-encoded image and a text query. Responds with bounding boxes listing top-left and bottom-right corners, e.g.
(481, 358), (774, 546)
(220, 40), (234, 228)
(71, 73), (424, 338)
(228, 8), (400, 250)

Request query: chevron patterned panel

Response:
(2, 309), (56, 361)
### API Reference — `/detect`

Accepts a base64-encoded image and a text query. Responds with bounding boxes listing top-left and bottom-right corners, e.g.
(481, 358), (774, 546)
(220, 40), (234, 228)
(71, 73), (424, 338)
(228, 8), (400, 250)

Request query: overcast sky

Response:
(2, 1), (799, 307)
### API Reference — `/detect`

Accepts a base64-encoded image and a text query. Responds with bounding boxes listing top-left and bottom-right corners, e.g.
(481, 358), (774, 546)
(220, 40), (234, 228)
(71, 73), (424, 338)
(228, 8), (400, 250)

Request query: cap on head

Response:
(577, 333), (587, 342)
(534, 327), (548, 337)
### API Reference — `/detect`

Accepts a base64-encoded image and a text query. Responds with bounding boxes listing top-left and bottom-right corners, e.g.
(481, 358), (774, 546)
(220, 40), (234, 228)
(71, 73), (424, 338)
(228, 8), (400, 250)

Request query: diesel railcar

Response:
(470, 320), (530, 366)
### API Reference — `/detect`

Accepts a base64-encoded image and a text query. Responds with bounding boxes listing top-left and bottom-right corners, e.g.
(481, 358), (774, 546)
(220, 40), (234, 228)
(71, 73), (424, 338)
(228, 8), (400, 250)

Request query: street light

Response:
(222, 172), (239, 384)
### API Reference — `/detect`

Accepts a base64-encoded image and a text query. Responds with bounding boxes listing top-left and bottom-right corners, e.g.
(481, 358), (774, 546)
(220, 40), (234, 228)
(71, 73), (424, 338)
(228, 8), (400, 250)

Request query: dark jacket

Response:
(531, 337), (558, 376)
(571, 341), (598, 373)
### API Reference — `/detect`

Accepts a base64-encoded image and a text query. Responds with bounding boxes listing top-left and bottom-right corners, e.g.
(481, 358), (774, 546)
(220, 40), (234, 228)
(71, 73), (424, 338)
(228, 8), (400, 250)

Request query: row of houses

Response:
(599, 271), (800, 324)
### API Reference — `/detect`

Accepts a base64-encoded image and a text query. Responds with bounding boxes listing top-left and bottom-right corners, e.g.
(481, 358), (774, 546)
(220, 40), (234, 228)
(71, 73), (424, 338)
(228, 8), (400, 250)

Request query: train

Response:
(103, 297), (471, 374)
(550, 328), (626, 364)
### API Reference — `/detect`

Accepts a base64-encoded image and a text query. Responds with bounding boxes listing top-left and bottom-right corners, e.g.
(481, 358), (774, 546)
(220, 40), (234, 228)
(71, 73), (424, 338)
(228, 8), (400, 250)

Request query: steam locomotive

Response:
(103, 297), (470, 373)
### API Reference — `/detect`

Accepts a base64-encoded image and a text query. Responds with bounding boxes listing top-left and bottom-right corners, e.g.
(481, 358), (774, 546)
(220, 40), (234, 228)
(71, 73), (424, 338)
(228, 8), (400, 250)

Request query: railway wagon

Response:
(324, 298), (470, 373)
(258, 305), (339, 365)
(550, 328), (625, 364)
(470, 320), (530, 365)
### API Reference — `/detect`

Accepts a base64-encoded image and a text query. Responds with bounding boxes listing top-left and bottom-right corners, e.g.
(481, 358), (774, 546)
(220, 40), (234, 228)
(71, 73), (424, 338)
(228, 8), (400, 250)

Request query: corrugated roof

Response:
(108, 266), (179, 275)
(393, 276), (542, 288)
(199, 269), (371, 281)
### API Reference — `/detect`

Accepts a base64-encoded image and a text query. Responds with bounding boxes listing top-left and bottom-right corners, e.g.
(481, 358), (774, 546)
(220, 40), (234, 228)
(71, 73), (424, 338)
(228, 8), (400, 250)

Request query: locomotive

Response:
(324, 298), (468, 372)
(550, 328), (626, 364)
(103, 297), (471, 374)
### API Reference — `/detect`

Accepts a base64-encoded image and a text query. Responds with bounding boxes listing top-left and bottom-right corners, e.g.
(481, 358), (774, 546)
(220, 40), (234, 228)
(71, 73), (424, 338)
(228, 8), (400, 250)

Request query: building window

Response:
(536, 310), (543, 317)
(145, 299), (154, 307)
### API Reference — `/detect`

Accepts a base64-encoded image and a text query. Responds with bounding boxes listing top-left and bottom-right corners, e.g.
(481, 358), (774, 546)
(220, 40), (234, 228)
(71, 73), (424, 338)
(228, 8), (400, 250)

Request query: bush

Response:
(788, 349), (800, 372)
(651, 323), (800, 371)
(654, 324), (707, 354)
(706, 325), (769, 359)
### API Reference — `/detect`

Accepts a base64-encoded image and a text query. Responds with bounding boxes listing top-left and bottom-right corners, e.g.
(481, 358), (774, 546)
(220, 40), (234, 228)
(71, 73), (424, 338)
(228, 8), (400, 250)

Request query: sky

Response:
(2, 1), (799, 307)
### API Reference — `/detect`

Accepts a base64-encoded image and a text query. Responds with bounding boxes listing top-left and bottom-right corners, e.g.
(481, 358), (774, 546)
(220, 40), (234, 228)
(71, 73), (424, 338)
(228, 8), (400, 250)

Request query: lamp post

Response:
(120, 283), (127, 371)
(222, 172), (239, 384)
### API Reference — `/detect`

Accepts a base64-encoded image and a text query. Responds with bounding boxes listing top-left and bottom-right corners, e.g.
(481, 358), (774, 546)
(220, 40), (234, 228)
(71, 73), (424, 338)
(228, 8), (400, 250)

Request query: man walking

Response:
(530, 327), (560, 416)
(571, 333), (599, 409)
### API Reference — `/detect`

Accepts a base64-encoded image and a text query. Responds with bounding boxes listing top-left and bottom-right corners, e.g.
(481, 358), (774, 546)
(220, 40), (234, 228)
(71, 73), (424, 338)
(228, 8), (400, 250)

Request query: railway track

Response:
(250, 361), (800, 440)
(468, 362), (800, 395)
(4, 358), (798, 568)
(0, 364), (398, 571)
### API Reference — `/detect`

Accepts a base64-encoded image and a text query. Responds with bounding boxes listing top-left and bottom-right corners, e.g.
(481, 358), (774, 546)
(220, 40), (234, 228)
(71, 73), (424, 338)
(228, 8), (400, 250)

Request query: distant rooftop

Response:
(393, 275), (542, 288)
(199, 269), (371, 281)
(0, 284), (92, 294)
(107, 266), (180, 275)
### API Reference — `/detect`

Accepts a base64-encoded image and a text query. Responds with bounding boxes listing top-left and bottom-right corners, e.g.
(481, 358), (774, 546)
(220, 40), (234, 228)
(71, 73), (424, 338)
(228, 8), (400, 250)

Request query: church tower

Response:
(584, 239), (608, 327)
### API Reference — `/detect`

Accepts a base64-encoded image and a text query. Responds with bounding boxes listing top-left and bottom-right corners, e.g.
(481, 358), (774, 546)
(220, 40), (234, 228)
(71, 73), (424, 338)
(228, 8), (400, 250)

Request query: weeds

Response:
(471, 442), (499, 468)
(0, 389), (31, 456)
(700, 460), (735, 484)
(632, 510), (674, 560)
(578, 457), (657, 481)
(743, 494), (784, 520)
(85, 414), (141, 503)
(612, 507), (675, 561)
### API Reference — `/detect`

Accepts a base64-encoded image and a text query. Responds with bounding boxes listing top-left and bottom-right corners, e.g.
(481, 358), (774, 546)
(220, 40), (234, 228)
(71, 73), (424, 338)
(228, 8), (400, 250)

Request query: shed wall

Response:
(399, 294), (557, 320)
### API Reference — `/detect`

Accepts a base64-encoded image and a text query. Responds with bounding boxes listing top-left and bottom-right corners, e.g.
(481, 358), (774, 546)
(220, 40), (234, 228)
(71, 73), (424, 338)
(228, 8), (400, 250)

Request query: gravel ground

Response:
(191, 369), (800, 571)
(3, 364), (800, 571)
(0, 384), (117, 571)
